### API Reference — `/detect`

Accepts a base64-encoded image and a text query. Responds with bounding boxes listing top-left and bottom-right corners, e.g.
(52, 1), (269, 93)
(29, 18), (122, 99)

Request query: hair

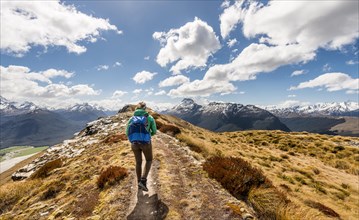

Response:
(136, 101), (146, 109)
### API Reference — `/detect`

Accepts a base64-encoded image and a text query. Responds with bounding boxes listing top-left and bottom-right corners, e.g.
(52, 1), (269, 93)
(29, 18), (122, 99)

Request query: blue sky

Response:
(1, 0), (358, 110)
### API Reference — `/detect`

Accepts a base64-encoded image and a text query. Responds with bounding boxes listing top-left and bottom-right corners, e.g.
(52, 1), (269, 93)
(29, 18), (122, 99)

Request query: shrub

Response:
(304, 200), (340, 218)
(97, 166), (128, 189)
(159, 124), (181, 137)
(31, 158), (62, 179)
(203, 156), (271, 200)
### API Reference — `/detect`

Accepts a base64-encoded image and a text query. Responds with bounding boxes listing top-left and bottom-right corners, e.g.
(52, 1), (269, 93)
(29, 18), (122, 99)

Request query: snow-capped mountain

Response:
(166, 99), (290, 132)
(0, 96), (41, 116)
(55, 103), (108, 123)
(67, 103), (106, 112)
(266, 102), (359, 117)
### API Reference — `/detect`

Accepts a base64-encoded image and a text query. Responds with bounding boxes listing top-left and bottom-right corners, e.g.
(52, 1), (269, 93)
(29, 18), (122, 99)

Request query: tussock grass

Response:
(73, 186), (99, 218)
(203, 156), (272, 199)
(30, 158), (62, 179)
(102, 133), (127, 144)
(159, 124), (181, 137)
(0, 180), (39, 214)
(304, 200), (340, 218)
(97, 165), (128, 189)
(41, 181), (65, 200)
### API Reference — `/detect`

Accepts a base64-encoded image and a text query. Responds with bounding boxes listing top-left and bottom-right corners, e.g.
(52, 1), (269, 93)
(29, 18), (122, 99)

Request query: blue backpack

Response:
(128, 116), (151, 144)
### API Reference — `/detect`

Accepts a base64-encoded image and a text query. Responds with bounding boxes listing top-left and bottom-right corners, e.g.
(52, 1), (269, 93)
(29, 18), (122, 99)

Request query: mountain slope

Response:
(166, 98), (290, 132)
(0, 110), (82, 148)
(1, 108), (358, 219)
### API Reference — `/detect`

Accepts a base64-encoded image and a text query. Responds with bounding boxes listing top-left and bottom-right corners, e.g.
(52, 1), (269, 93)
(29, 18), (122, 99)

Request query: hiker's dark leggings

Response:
(131, 142), (153, 181)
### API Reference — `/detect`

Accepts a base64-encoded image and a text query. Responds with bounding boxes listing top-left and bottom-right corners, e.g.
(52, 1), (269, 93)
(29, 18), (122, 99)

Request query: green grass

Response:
(0, 146), (48, 162)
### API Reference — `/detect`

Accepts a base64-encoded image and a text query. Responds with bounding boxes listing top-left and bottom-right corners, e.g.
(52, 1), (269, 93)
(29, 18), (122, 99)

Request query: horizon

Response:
(1, 0), (358, 111)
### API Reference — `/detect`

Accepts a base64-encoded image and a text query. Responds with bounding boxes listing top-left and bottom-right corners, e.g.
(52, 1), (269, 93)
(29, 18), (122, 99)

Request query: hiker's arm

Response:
(149, 116), (157, 136)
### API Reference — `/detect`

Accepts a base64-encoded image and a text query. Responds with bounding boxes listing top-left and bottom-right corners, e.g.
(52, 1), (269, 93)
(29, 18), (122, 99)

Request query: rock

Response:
(11, 170), (34, 181)
(242, 213), (254, 220)
(118, 104), (135, 113)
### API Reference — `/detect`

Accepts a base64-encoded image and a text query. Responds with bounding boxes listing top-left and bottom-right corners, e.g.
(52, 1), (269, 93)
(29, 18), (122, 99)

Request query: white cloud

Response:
(219, 1), (244, 39)
(291, 70), (306, 77)
(89, 98), (124, 111)
(227, 38), (238, 48)
(0, 0), (122, 56)
(144, 56), (150, 60)
(235, 1), (358, 50)
(132, 71), (157, 84)
(346, 60), (359, 65)
(221, 0), (231, 9)
(0, 65), (101, 104)
(145, 88), (154, 96)
(288, 94), (297, 98)
(153, 17), (221, 74)
(112, 90), (127, 98)
(155, 90), (166, 96)
(97, 65), (109, 71)
(322, 63), (332, 72)
(169, 80), (236, 97)
(178, 0), (358, 98)
(133, 89), (143, 94)
(290, 72), (359, 94)
(204, 43), (315, 82)
(113, 62), (122, 67)
(159, 75), (190, 87)
(273, 100), (310, 109)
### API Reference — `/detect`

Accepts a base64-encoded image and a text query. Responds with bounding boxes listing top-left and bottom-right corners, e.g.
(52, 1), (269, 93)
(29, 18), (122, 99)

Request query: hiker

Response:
(126, 102), (157, 191)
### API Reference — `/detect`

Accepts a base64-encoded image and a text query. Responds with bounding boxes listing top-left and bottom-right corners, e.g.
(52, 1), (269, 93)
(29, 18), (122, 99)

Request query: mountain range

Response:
(265, 101), (359, 117)
(165, 98), (290, 132)
(265, 101), (359, 136)
(0, 96), (111, 149)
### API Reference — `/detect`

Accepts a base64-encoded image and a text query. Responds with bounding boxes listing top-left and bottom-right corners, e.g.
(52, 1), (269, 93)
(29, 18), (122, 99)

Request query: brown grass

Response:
(73, 185), (99, 218)
(203, 156), (290, 218)
(102, 133), (127, 144)
(97, 165), (128, 189)
(40, 181), (65, 200)
(30, 158), (62, 179)
(203, 156), (272, 199)
(0, 180), (39, 214)
(159, 124), (181, 137)
(304, 200), (340, 218)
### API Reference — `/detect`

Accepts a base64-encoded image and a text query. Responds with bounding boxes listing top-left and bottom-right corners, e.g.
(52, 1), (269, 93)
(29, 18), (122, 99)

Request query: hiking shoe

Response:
(138, 179), (148, 191)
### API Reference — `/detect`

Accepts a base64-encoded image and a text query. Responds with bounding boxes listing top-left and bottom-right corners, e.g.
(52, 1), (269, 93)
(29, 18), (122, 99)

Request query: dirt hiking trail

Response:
(126, 132), (255, 220)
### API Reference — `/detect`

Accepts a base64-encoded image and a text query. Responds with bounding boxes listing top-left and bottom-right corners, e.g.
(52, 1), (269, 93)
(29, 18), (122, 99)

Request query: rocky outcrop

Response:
(11, 117), (124, 181)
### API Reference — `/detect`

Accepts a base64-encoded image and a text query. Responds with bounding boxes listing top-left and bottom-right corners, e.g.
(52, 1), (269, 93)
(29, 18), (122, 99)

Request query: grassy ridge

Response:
(155, 113), (359, 219)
